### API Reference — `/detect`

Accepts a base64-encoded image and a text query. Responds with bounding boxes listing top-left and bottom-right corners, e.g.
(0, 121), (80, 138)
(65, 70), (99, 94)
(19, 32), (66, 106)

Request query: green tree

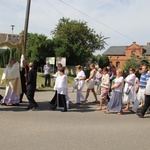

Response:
(124, 57), (140, 72)
(98, 55), (110, 68)
(26, 33), (55, 67)
(0, 49), (10, 67)
(91, 54), (101, 64)
(124, 56), (150, 72)
(52, 17), (108, 65)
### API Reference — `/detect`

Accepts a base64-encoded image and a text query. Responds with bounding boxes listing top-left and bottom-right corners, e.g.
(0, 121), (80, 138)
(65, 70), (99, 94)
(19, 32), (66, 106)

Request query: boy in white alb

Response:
(54, 67), (68, 112)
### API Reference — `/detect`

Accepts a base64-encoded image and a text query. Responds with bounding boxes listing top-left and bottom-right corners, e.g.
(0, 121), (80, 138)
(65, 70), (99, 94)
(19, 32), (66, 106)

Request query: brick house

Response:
(103, 42), (150, 69)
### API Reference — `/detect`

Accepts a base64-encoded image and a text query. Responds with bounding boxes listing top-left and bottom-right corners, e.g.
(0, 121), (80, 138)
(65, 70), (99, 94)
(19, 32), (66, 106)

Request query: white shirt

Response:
(75, 70), (85, 79)
(54, 75), (68, 95)
(43, 65), (51, 75)
(114, 76), (124, 93)
(125, 73), (136, 86)
(101, 73), (110, 88)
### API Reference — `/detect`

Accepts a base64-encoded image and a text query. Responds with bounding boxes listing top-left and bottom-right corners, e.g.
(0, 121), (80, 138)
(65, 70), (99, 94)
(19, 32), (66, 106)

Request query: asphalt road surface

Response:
(0, 89), (149, 150)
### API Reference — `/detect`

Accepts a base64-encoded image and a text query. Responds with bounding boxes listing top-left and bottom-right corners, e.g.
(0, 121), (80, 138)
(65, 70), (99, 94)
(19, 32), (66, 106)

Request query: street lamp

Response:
(11, 25), (15, 34)
(9, 25), (15, 60)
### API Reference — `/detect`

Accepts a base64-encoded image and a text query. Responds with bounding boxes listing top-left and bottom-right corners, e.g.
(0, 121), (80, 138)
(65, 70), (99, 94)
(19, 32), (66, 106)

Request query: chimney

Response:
(133, 42), (136, 44)
(147, 42), (150, 46)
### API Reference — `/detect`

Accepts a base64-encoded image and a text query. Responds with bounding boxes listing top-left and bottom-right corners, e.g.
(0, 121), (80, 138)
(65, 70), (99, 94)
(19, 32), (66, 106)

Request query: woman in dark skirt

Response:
(103, 69), (124, 115)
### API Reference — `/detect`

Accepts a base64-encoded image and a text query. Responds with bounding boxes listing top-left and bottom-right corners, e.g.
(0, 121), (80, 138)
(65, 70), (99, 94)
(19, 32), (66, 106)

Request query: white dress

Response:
(75, 70), (86, 102)
(123, 73), (136, 103)
(87, 70), (96, 89)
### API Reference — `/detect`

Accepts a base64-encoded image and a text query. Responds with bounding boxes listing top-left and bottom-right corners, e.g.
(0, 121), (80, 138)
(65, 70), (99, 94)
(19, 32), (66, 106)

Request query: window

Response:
(116, 61), (120, 68)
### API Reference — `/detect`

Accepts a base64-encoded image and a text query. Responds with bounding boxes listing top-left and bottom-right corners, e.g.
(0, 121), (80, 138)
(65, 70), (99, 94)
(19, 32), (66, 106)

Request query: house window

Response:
(116, 61), (120, 68)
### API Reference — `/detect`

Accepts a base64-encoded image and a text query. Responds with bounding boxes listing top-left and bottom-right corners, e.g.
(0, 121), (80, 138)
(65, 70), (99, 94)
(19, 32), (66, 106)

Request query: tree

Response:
(124, 56), (150, 72)
(91, 54), (101, 64)
(51, 17), (108, 65)
(0, 49), (10, 67)
(98, 55), (110, 68)
(26, 33), (55, 67)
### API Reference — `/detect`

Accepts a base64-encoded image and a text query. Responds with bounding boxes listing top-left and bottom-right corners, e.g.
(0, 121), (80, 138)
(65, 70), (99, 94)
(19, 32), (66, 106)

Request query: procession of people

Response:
(0, 59), (150, 117)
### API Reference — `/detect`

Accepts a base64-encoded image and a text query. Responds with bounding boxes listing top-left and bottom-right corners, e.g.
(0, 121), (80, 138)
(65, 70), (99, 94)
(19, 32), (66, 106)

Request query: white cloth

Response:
(124, 74), (136, 103)
(146, 78), (150, 95)
(1, 62), (21, 105)
(73, 70), (85, 90)
(100, 74), (110, 88)
(114, 76), (124, 93)
(75, 70), (85, 102)
(132, 88), (145, 112)
(54, 75), (68, 95)
(2, 62), (20, 81)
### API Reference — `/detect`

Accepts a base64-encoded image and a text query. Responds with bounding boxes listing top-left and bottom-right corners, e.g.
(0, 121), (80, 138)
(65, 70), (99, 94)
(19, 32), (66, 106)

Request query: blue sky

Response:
(0, 0), (150, 54)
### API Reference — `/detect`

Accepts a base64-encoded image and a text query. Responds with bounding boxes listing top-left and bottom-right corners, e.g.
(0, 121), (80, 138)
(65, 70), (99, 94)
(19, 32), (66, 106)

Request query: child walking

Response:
(54, 67), (68, 112)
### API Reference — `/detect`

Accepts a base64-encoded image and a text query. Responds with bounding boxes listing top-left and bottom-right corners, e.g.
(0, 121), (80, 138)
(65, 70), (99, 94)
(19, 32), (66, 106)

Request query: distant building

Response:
(103, 42), (150, 69)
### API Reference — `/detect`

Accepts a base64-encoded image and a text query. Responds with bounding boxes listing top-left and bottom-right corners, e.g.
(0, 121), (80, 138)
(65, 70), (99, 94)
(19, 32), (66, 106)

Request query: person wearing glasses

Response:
(123, 68), (136, 111)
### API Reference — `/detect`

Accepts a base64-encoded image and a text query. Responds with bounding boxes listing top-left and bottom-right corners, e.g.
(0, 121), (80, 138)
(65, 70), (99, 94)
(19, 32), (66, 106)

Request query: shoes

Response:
(76, 102), (81, 105)
(50, 107), (56, 111)
(118, 112), (123, 115)
(25, 107), (31, 110)
(146, 110), (150, 114)
(31, 107), (40, 111)
(12, 103), (20, 106)
(61, 109), (67, 112)
(136, 113), (144, 118)
(92, 100), (99, 103)
(130, 110), (135, 114)
(1, 103), (7, 106)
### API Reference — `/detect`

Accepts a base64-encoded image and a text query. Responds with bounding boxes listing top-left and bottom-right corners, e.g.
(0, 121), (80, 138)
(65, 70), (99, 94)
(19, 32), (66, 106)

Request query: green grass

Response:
(0, 68), (74, 91)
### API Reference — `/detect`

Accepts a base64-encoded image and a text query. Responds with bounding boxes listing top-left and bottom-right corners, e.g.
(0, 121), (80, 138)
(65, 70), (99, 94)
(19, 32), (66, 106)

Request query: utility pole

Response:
(22, 0), (31, 86)
(23, 0), (31, 53)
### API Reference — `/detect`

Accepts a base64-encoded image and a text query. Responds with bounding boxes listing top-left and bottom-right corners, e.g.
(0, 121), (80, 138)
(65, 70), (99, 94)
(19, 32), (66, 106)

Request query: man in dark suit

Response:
(26, 62), (39, 110)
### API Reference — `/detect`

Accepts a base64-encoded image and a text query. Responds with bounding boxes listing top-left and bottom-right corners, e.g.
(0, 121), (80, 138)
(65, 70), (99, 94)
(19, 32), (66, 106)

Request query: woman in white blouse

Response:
(103, 69), (124, 115)
(123, 68), (136, 111)
(74, 65), (86, 104)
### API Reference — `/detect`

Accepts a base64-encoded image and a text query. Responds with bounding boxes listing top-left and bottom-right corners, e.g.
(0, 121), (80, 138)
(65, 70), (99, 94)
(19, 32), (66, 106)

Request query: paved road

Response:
(0, 89), (149, 150)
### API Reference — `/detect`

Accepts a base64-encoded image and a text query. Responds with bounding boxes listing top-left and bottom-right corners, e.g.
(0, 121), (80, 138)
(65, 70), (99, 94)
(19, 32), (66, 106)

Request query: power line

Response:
(45, 0), (64, 16)
(58, 0), (135, 42)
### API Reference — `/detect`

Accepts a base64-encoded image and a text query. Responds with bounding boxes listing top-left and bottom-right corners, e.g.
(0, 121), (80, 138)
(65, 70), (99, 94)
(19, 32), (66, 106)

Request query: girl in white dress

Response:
(123, 68), (136, 111)
(82, 64), (98, 104)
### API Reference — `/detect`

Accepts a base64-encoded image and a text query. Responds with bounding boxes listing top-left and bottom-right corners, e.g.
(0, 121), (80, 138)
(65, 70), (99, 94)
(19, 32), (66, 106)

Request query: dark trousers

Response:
(20, 91), (27, 103)
(50, 91), (63, 107)
(45, 74), (51, 86)
(27, 90), (38, 108)
(50, 92), (67, 110)
(59, 94), (67, 111)
(141, 95), (150, 116)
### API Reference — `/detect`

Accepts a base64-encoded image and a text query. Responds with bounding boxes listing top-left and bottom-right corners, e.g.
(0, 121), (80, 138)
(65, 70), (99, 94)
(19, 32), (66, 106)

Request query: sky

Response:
(0, 0), (150, 54)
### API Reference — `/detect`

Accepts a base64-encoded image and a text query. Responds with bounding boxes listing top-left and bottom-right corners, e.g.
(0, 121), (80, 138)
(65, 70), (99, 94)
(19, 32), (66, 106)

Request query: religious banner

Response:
(56, 57), (66, 67)
(0, 33), (22, 49)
